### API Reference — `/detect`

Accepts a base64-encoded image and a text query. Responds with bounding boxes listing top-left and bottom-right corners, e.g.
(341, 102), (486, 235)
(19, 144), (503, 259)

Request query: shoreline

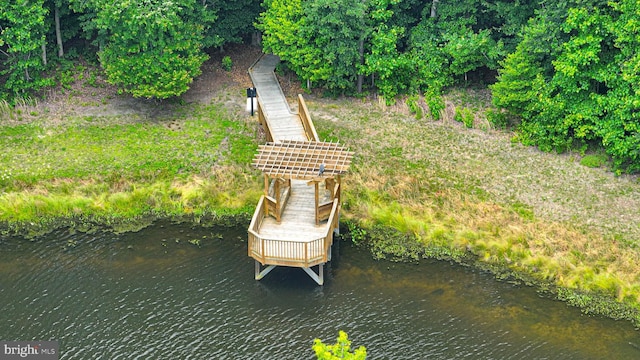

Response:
(1, 49), (640, 328)
(2, 210), (637, 327)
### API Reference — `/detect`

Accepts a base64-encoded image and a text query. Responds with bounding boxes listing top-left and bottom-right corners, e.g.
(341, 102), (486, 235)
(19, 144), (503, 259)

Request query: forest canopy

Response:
(0, 0), (261, 99)
(1, 0), (638, 172)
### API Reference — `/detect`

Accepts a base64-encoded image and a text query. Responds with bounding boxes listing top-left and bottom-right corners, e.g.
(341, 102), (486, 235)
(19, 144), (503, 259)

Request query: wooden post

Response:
(255, 261), (276, 280)
(275, 178), (281, 222)
(263, 174), (269, 217)
(314, 181), (319, 225)
(302, 265), (324, 285)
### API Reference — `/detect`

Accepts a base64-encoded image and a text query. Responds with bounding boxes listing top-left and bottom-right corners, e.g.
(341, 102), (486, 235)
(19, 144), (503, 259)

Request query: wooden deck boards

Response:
(249, 55), (306, 141)
(248, 55), (336, 276)
(258, 180), (328, 242)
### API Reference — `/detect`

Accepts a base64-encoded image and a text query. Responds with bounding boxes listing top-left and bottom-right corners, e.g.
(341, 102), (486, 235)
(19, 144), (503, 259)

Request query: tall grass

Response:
(0, 101), (262, 236)
(310, 94), (640, 324)
(0, 100), (11, 120)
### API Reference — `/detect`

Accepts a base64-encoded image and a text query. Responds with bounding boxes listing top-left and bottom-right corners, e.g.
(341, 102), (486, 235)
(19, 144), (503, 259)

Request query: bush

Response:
(580, 154), (608, 168)
(485, 108), (510, 129)
(406, 95), (423, 120)
(222, 56), (233, 71)
(454, 107), (474, 128)
(425, 91), (445, 120)
(313, 331), (366, 360)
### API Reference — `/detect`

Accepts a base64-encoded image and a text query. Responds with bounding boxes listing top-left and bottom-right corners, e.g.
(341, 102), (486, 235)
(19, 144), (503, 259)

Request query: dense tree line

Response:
(0, 0), (261, 99)
(1, 0), (638, 172)
(258, 0), (639, 173)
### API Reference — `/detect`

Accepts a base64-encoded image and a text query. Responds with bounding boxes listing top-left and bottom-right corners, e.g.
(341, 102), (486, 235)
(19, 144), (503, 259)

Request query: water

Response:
(0, 222), (638, 359)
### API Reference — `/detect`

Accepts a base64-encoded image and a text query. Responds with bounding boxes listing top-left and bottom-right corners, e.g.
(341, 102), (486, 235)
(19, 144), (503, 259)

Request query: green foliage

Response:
(313, 331), (366, 360)
(221, 56), (233, 71)
(406, 94), (422, 120)
(72, 0), (213, 99)
(256, 0), (536, 101)
(580, 154), (608, 169)
(203, 0), (259, 48)
(557, 288), (640, 325)
(485, 108), (510, 129)
(364, 24), (407, 102)
(368, 225), (423, 262)
(0, 0), (53, 100)
(454, 107), (474, 128)
(425, 89), (445, 120)
(300, 0), (368, 93)
(345, 220), (367, 245)
(492, 1), (640, 173)
(257, 0), (313, 82)
(442, 27), (502, 81)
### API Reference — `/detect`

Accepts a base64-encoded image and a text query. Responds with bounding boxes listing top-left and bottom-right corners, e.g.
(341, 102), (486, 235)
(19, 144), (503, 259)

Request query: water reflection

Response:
(0, 222), (637, 359)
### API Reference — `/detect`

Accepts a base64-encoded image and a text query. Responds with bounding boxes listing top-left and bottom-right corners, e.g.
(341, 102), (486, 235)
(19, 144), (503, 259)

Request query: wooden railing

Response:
(248, 195), (266, 260)
(256, 97), (273, 142)
(316, 180), (341, 224)
(265, 178), (291, 222)
(297, 94), (319, 141)
(249, 199), (339, 268)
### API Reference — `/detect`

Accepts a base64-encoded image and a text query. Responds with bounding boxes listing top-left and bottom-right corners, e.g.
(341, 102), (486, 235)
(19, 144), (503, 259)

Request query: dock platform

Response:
(247, 55), (353, 285)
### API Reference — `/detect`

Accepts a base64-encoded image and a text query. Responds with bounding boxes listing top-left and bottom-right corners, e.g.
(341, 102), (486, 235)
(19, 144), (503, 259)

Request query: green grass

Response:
(309, 93), (640, 325)
(2, 78), (640, 325)
(0, 101), (262, 236)
(0, 103), (256, 190)
(580, 153), (609, 168)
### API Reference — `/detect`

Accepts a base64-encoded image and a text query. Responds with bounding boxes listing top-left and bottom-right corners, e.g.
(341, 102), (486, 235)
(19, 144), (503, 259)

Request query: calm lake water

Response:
(0, 222), (638, 359)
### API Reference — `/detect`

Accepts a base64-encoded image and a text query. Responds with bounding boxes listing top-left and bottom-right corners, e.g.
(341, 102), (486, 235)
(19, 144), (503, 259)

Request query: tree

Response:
(0, 0), (52, 100)
(204, 0), (260, 49)
(301, 0), (367, 93)
(492, 0), (640, 172)
(45, 0), (81, 59)
(313, 331), (367, 360)
(596, 0), (640, 172)
(362, 0), (418, 102)
(257, 0), (318, 84)
(74, 0), (214, 99)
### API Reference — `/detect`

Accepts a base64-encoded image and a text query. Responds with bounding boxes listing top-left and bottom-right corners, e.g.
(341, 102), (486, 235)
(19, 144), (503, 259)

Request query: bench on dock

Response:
(265, 177), (291, 223)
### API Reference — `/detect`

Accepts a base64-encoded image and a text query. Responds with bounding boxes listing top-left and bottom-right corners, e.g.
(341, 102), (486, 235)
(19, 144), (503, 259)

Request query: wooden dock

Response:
(247, 55), (352, 285)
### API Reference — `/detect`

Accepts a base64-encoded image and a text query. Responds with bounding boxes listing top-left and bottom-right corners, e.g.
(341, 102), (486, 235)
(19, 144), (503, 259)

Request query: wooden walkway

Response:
(247, 55), (351, 285)
(249, 54), (306, 141)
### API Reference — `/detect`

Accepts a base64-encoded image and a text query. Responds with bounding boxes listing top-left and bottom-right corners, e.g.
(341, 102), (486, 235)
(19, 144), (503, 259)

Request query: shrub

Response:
(454, 107), (474, 128)
(425, 91), (445, 120)
(222, 56), (233, 71)
(485, 108), (510, 129)
(580, 154), (608, 168)
(313, 331), (366, 360)
(406, 95), (423, 120)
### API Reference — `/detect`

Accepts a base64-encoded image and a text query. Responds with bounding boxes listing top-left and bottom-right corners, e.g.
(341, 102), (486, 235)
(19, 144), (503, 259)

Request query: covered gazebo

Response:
(251, 140), (354, 225)
(248, 139), (354, 285)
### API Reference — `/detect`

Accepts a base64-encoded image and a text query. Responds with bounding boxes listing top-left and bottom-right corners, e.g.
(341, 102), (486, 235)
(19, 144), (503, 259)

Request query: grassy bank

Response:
(308, 93), (640, 325)
(2, 60), (640, 326)
(0, 101), (263, 237)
